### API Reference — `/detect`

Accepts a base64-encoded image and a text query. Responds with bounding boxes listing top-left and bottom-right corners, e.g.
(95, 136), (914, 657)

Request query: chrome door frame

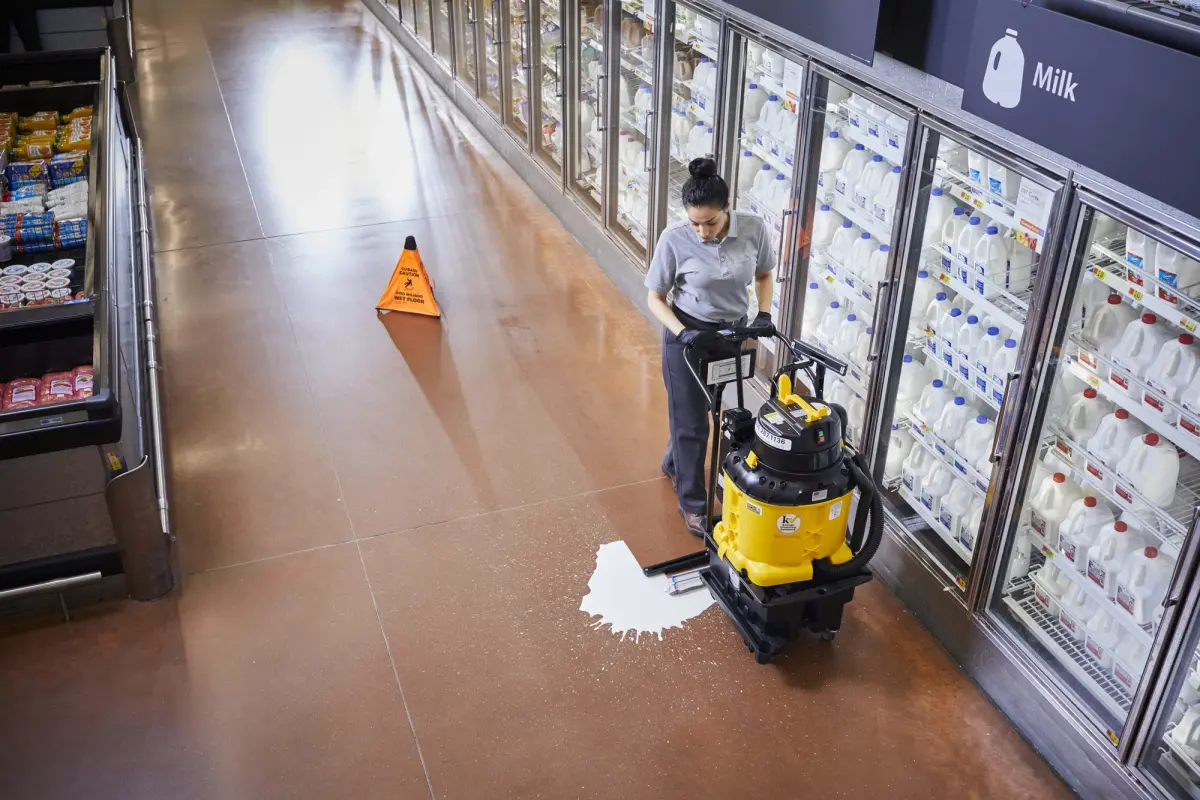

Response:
(480, 0), (506, 122)
(566, 0), (607, 219)
(499, 0), (534, 150)
(530, 0), (568, 187)
(453, 0), (481, 96)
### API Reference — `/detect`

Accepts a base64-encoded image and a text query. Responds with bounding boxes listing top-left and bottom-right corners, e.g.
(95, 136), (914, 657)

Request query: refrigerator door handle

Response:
(554, 44), (564, 98)
(990, 371), (1021, 463)
(642, 110), (655, 172)
(1164, 507), (1200, 609)
(866, 280), (892, 362)
(596, 75), (607, 132)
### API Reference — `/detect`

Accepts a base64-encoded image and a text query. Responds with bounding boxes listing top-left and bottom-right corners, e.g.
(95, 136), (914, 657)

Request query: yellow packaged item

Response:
(64, 106), (92, 121)
(12, 142), (55, 160)
(18, 111), (59, 132)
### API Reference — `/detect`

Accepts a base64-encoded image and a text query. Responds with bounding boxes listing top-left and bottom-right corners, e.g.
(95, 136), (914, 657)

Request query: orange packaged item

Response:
(3, 377), (39, 410)
(18, 111), (58, 132)
(72, 365), (94, 398)
(39, 371), (75, 404)
(12, 142), (54, 160)
(64, 106), (92, 121)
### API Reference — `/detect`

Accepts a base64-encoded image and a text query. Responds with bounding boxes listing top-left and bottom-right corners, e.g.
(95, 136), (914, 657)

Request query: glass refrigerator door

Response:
(401, 0), (416, 30)
(433, 0), (453, 69)
(871, 124), (1061, 596)
(416, 0), (434, 49)
(532, 0), (564, 176)
(573, 1), (606, 216)
(505, 0), (531, 141)
(987, 194), (1200, 745)
(728, 37), (806, 381)
(611, 0), (656, 259)
(481, 0), (503, 117)
(454, 0), (479, 90)
(791, 69), (914, 453)
(663, 4), (721, 228)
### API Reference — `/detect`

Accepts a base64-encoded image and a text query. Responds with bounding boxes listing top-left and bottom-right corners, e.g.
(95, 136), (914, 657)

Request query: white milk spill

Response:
(580, 540), (714, 642)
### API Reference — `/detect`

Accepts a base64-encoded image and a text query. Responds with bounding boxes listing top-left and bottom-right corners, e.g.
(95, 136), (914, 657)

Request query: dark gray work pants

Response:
(661, 308), (743, 515)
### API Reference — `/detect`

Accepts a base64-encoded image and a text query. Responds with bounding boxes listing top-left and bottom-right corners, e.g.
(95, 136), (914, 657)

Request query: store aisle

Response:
(0, 1), (1074, 798)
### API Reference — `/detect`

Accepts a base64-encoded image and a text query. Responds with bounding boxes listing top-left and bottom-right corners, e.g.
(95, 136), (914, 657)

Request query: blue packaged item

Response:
(6, 160), (48, 186)
(56, 217), (87, 247)
(11, 184), (45, 201)
(49, 152), (87, 187)
(0, 212), (54, 243)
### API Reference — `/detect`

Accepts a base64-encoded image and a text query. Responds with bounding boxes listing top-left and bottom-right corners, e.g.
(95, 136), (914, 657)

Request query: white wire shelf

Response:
(905, 417), (991, 497)
(923, 247), (1030, 333)
(740, 125), (796, 176)
(1088, 237), (1200, 339)
(1004, 584), (1133, 721)
(842, 115), (904, 166)
(818, 256), (876, 315)
(1164, 725), (1200, 782)
(898, 485), (975, 564)
(1042, 427), (1193, 555)
(920, 337), (1003, 412)
(832, 194), (890, 247)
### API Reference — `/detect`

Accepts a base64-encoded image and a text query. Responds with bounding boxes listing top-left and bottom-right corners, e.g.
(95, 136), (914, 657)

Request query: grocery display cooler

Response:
(0, 49), (172, 609)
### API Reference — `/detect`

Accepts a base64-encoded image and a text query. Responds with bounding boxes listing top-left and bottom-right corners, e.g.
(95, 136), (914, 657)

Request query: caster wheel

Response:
(754, 650), (772, 665)
(820, 630), (837, 642)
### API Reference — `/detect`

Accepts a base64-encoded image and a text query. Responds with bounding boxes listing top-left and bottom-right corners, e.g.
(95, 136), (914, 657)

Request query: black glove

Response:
(677, 328), (718, 349)
(751, 311), (773, 329)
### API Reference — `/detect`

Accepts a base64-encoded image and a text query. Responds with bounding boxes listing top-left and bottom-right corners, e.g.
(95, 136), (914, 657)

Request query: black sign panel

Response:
(721, 0), (881, 65)
(962, 0), (1200, 219)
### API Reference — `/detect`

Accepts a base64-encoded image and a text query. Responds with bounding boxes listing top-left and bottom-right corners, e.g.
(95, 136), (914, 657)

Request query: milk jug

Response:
(897, 354), (926, 411)
(967, 149), (987, 187)
(1110, 313), (1172, 386)
(1156, 241), (1200, 305)
(1116, 433), (1179, 507)
(852, 155), (887, 211)
(1087, 408), (1145, 487)
(687, 121), (710, 160)
(827, 220), (859, 269)
(924, 187), (957, 248)
(863, 245), (889, 289)
(742, 83), (768, 125)
(737, 151), (764, 193)
(848, 232), (876, 280)
(982, 28), (1024, 109)
(885, 424), (913, 482)
(1058, 496), (1114, 572)
(1125, 227), (1156, 283)
(768, 173), (789, 215)
(1084, 612), (1123, 670)
(972, 225), (1010, 298)
(847, 396), (867, 445)
(773, 110), (799, 150)
(910, 272), (938, 323)
(1088, 520), (1147, 598)
(756, 94), (781, 137)
(827, 378), (854, 416)
(956, 217), (985, 289)
(974, 326), (1003, 395)
(811, 204), (840, 251)
(959, 414), (996, 472)
(1063, 388), (1111, 455)
(817, 131), (849, 202)
(933, 396), (973, 444)
(834, 312), (865, 358)
(924, 291), (951, 338)
(1113, 637), (1149, 692)
(1170, 706), (1200, 761)
(1083, 294), (1138, 361)
(939, 307), (963, 370)
(987, 159), (1019, 205)
(872, 166), (903, 227)
(1033, 560), (1072, 614)
(1005, 532), (1032, 583)
(1030, 472), (1083, 546)
(962, 499), (985, 553)
(816, 301), (848, 347)
(1145, 334), (1198, 421)
(884, 112), (907, 153)
(902, 444), (933, 496)
(955, 314), (983, 383)
(751, 164), (775, 197)
(853, 326), (873, 367)
(1058, 582), (1097, 644)
(1186, 369), (1200, 419)
(1115, 546), (1173, 625)
(802, 282), (827, 333)
(940, 480), (975, 541)
(941, 207), (969, 272)
(915, 379), (951, 425)
(921, 464), (954, 517)
(834, 144), (869, 201)
(692, 59), (713, 94)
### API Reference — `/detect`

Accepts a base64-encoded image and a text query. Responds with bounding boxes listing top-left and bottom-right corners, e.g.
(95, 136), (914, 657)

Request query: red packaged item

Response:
(72, 365), (94, 398)
(39, 371), (75, 404)
(3, 378), (39, 410)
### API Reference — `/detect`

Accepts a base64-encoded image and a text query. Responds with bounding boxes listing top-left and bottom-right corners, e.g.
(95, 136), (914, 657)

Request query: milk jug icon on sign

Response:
(983, 29), (1025, 109)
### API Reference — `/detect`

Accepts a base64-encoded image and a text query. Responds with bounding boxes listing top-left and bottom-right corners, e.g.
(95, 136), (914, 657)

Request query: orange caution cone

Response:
(376, 236), (441, 318)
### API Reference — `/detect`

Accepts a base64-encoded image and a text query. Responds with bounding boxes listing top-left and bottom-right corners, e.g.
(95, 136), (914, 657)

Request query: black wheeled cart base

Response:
(700, 539), (873, 664)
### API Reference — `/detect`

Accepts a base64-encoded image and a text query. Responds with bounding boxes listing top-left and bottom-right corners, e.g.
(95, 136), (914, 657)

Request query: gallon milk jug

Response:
(1115, 546), (1173, 625)
(848, 396), (867, 444)
(1186, 368), (1200, 419)
(834, 312), (865, 358)
(960, 414), (996, 470)
(915, 379), (951, 425)
(756, 94), (781, 138)
(986, 159), (1019, 206)
(773, 109), (799, 149)
(687, 120), (709, 160)
(802, 281), (827, 333)
(902, 442), (933, 496)
(1064, 388), (1111, 451)
(939, 307), (964, 370)
(1084, 294), (1138, 359)
(1156, 241), (1200, 305)
(913, 270), (939, 318)
(835, 144), (869, 201)
(752, 164), (775, 197)
(826, 379), (854, 418)
(853, 155), (887, 211)
(982, 28), (1024, 109)
(1087, 408), (1145, 483)
(941, 206), (969, 272)
(940, 480), (975, 540)
(1084, 612), (1123, 671)
(967, 149), (987, 187)
(768, 173), (789, 215)
(737, 151), (765, 193)
(853, 326), (874, 368)
(974, 326), (1003, 395)
(827, 220), (859, 269)
(811, 204), (840, 251)
(817, 131), (849, 202)
(1113, 637), (1149, 692)
(884, 112), (907, 153)
(863, 245), (889, 289)
(817, 301), (848, 347)
(1059, 582), (1097, 644)
(1125, 227), (1156, 283)
(848, 232), (876, 279)
(1030, 472), (1083, 546)
(1058, 496), (1114, 572)
(956, 217), (985, 289)
(934, 396), (973, 444)
(1145, 334), (1199, 420)
(1088, 520), (1148, 598)
(872, 166), (903, 227)
(1117, 433), (1180, 507)
(742, 83), (768, 125)
(925, 291), (952, 339)
(1005, 531), (1033, 584)
(896, 354), (926, 411)
(962, 499), (986, 553)
(972, 225), (1010, 298)
(1171, 706), (1200, 761)
(924, 187), (957, 247)
(921, 464), (954, 517)
(885, 425), (913, 483)
(1033, 560), (1072, 614)
(1111, 313), (1173, 385)
(955, 314), (983, 383)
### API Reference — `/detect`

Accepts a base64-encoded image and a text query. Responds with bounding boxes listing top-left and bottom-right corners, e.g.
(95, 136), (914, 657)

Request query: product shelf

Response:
(1004, 582), (1132, 720)
(1164, 725), (1200, 781)
(938, 165), (1024, 233)
(818, 260), (875, 317)
(906, 418), (990, 497)
(740, 125), (795, 176)
(1090, 235), (1200, 336)
(832, 194), (890, 246)
(843, 123), (902, 167)
(1042, 427), (1192, 555)
(898, 485), (974, 563)
(924, 247), (1030, 334)
(679, 30), (717, 60)
(921, 336), (1002, 412)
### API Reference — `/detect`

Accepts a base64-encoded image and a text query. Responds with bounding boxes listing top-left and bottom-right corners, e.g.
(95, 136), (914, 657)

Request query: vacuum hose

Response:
(814, 452), (884, 579)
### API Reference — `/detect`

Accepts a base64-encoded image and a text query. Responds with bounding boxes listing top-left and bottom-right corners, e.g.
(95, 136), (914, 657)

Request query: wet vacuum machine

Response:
(648, 324), (883, 663)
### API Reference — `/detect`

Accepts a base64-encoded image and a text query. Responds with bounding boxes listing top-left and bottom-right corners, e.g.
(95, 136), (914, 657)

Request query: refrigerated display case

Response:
(401, 0), (416, 29)
(481, 0), (502, 117)
(983, 188), (1200, 755)
(789, 67), (915, 453)
(504, 0), (531, 141)
(725, 33), (805, 379)
(433, 0), (453, 68)
(454, 0), (479, 90)
(662, 4), (721, 227)
(608, 0), (656, 259)
(572, 0), (606, 217)
(416, 0), (434, 50)
(532, 0), (565, 176)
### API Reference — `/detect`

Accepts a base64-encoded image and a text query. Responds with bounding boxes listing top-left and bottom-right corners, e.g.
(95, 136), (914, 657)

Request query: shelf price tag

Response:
(1127, 286), (1144, 302)
(1182, 316), (1198, 334)
(1092, 267), (1107, 281)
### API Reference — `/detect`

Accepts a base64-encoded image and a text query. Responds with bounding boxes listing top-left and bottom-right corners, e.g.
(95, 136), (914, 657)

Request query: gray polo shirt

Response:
(645, 211), (777, 324)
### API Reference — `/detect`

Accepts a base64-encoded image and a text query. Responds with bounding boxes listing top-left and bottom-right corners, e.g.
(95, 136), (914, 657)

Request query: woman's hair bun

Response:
(688, 157), (718, 179)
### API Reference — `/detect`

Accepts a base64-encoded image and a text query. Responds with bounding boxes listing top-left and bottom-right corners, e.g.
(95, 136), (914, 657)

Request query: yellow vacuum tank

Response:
(713, 377), (858, 588)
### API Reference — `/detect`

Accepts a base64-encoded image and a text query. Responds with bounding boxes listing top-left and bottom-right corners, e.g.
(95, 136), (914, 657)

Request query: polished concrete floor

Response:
(0, 2), (1076, 798)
